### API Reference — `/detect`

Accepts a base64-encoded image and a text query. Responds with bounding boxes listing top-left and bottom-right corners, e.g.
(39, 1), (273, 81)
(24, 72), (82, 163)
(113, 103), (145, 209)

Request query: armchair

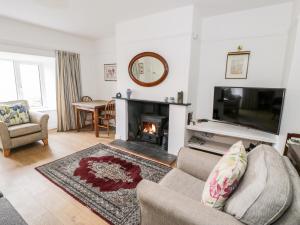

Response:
(0, 100), (49, 157)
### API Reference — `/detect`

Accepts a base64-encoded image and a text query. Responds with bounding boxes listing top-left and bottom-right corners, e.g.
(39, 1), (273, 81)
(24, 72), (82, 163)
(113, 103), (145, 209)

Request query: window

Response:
(18, 63), (44, 107)
(0, 55), (55, 109)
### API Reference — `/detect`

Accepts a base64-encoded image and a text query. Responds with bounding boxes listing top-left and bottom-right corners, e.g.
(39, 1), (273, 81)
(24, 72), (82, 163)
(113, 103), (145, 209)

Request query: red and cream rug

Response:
(36, 143), (171, 225)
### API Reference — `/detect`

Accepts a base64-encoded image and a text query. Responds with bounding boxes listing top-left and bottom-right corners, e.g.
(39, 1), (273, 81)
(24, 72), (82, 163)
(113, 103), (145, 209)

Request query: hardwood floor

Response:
(0, 129), (115, 225)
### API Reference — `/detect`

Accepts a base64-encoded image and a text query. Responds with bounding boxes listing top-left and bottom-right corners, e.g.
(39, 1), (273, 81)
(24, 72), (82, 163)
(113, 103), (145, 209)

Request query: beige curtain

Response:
(56, 50), (82, 132)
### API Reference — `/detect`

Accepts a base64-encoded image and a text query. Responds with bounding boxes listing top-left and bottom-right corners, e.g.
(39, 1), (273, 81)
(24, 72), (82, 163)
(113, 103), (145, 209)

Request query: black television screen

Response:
(213, 87), (285, 134)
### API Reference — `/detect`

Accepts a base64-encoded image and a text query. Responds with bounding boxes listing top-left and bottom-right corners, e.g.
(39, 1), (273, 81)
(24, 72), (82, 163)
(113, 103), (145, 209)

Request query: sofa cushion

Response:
(202, 141), (247, 210)
(273, 156), (300, 225)
(0, 103), (30, 127)
(224, 145), (293, 225)
(160, 168), (205, 201)
(8, 123), (41, 138)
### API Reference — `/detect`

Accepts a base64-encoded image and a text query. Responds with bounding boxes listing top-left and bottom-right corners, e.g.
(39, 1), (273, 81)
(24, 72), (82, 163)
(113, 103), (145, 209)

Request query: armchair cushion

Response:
(159, 168), (205, 201)
(0, 103), (30, 127)
(8, 123), (41, 138)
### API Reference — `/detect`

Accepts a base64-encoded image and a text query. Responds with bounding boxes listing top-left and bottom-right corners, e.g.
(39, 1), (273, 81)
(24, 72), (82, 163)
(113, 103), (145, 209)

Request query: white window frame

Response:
(0, 58), (47, 108)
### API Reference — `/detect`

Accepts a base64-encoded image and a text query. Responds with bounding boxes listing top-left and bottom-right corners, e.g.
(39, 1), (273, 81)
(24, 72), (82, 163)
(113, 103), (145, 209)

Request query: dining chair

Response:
(81, 96), (94, 129)
(98, 100), (115, 137)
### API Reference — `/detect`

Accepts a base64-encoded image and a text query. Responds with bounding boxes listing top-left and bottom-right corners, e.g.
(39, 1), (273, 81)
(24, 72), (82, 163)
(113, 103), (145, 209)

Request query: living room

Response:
(0, 0), (299, 225)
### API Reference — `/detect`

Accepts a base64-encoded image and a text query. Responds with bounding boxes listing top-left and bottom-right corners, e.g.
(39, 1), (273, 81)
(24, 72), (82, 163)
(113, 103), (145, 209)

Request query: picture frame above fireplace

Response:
(128, 52), (169, 87)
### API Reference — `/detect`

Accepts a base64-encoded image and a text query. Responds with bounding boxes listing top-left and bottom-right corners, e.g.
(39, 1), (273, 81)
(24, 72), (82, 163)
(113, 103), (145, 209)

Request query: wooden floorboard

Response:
(0, 130), (115, 225)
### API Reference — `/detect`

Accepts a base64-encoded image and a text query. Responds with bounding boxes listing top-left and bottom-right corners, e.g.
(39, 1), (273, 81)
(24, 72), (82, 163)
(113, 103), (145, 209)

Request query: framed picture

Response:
(225, 51), (250, 79)
(104, 64), (117, 81)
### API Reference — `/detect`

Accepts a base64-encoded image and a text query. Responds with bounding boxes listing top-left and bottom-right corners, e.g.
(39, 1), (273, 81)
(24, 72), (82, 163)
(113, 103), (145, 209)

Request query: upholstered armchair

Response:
(0, 100), (49, 157)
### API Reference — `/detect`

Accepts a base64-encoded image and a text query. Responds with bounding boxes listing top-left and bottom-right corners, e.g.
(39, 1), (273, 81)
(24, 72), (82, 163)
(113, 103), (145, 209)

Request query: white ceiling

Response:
(0, 0), (291, 39)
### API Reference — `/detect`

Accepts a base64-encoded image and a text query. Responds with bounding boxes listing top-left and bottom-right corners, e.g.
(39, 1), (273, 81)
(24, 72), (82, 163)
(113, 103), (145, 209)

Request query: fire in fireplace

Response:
(141, 114), (168, 145)
(143, 122), (157, 135)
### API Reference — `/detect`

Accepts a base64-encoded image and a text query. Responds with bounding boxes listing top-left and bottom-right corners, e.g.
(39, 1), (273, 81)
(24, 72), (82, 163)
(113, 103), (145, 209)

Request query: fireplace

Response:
(127, 100), (169, 150)
(141, 114), (168, 145)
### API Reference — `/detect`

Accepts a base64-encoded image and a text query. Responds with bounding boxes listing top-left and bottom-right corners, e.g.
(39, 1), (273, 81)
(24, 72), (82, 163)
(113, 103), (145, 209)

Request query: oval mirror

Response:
(128, 52), (169, 87)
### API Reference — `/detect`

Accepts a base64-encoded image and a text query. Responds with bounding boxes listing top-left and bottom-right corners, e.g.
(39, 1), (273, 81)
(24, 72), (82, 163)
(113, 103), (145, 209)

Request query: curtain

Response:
(56, 50), (82, 131)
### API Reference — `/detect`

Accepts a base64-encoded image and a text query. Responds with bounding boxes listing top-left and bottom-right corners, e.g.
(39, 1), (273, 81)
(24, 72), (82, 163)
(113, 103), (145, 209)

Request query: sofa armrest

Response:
(137, 180), (242, 225)
(177, 147), (221, 181)
(0, 122), (11, 149)
(29, 111), (49, 138)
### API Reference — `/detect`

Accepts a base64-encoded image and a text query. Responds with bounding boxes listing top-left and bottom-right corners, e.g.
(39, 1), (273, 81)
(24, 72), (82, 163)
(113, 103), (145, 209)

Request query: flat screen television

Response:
(213, 87), (285, 134)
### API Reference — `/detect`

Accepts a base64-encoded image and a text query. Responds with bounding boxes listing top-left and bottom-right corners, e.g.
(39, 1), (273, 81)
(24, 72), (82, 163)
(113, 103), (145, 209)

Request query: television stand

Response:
(186, 121), (278, 155)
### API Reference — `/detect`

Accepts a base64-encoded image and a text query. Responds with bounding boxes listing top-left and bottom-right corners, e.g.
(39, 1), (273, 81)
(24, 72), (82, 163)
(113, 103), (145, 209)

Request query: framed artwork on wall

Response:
(225, 51), (250, 79)
(104, 64), (117, 81)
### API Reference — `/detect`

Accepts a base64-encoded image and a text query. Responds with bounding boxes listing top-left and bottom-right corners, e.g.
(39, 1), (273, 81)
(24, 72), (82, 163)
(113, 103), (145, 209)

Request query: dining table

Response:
(72, 100), (108, 137)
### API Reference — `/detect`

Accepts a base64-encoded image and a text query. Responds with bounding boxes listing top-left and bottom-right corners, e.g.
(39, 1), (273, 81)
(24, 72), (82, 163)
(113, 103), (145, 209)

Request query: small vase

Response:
(126, 89), (132, 99)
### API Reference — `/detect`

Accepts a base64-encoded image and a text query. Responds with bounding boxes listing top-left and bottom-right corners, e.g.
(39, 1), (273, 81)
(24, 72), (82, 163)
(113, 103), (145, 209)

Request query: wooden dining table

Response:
(72, 100), (108, 137)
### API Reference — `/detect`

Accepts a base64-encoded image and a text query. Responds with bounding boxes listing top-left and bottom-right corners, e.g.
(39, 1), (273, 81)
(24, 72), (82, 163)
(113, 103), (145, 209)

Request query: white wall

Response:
(114, 6), (194, 154)
(196, 3), (292, 120)
(281, 20), (300, 133)
(0, 16), (99, 99)
(95, 36), (117, 100)
(187, 6), (202, 113)
(279, 0), (300, 150)
(115, 6), (194, 103)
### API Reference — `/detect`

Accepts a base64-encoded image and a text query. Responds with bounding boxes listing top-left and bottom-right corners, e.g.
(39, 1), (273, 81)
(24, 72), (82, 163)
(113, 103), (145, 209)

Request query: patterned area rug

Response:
(36, 143), (171, 225)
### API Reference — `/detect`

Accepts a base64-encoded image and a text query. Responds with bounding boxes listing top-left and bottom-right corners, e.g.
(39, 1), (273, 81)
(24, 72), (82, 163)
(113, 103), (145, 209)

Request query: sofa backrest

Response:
(273, 156), (300, 225)
(225, 144), (293, 225)
(0, 100), (29, 109)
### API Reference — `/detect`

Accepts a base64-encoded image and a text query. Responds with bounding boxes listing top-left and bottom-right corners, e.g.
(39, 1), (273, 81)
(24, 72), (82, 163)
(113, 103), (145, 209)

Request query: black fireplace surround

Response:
(128, 100), (169, 150)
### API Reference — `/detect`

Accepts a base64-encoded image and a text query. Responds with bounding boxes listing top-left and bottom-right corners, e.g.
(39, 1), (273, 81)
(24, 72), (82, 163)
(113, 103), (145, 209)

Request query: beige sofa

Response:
(137, 145), (300, 225)
(0, 100), (49, 157)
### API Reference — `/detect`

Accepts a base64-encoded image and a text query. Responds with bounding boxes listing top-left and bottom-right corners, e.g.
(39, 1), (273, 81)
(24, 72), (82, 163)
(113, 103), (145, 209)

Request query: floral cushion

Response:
(202, 141), (247, 210)
(0, 103), (30, 127)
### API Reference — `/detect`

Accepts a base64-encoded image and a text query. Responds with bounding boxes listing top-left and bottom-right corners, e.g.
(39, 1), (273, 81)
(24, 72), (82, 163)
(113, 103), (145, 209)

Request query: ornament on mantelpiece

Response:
(116, 92), (122, 98)
(126, 89), (132, 99)
(177, 91), (184, 104)
(169, 97), (175, 103)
